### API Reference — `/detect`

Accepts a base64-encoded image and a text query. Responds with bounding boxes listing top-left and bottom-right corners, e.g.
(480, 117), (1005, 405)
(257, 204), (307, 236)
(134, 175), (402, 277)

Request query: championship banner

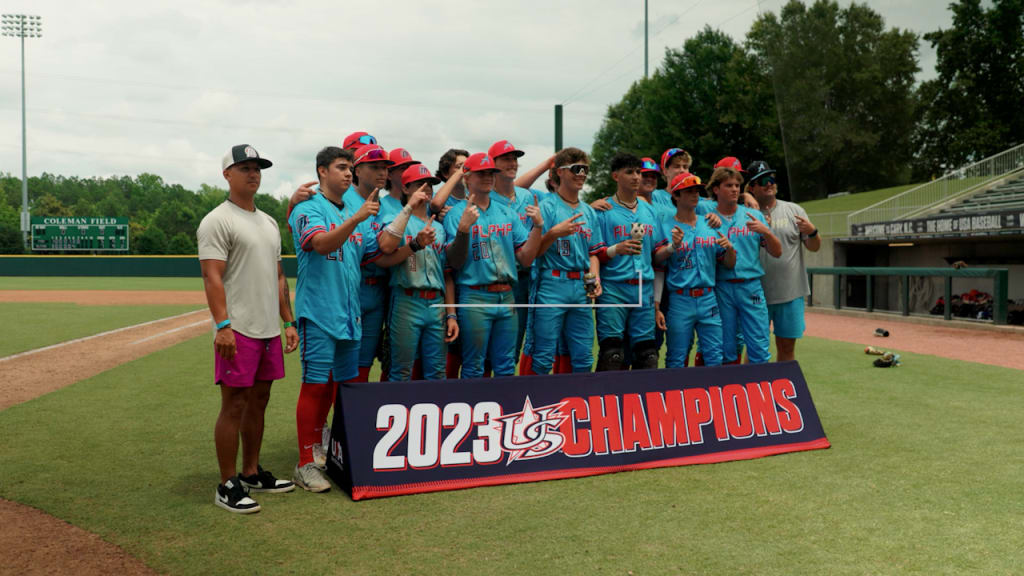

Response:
(327, 361), (830, 500)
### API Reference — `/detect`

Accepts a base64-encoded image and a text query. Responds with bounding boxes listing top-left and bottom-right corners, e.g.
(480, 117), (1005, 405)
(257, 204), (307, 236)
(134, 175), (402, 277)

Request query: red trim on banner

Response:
(349, 437), (831, 500)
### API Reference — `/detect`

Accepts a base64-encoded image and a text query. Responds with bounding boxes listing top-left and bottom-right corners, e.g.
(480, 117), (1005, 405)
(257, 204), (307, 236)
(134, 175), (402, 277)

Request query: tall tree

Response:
(589, 27), (783, 202)
(747, 0), (919, 199)
(914, 0), (1024, 176)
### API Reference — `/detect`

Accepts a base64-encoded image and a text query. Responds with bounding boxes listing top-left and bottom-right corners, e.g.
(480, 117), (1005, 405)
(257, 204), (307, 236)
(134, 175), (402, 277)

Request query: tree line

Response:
(588, 0), (1023, 202)
(0, 173), (292, 255)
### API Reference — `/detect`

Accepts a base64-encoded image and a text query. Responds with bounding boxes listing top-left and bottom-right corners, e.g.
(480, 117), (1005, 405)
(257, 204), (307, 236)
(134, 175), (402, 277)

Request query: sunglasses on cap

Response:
(558, 163), (590, 176)
(641, 160), (660, 172)
(753, 175), (776, 187)
(355, 134), (377, 146)
(355, 148), (389, 164)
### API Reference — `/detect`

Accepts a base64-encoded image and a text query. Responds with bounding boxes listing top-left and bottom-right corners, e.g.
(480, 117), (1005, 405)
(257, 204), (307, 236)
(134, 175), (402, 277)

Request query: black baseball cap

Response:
(222, 144), (273, 170)
(747, 160), (776, 182)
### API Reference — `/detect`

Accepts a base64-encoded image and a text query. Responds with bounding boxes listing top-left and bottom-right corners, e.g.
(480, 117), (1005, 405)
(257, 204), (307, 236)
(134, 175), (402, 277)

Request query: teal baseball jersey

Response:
(381, 213), (447, 291)
(537, 195), (605, 272)
(288, 192), (380, 340)
(714, 205), (767, 281)
(443, 199), (529, 286)
(654, 215), (726, 290)
(593, 196), (657, 282)
(343, 187), (389, 279)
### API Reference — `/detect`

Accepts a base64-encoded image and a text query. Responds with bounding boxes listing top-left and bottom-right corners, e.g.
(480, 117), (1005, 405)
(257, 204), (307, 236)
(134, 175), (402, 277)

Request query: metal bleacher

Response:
(937, 174), (1024, 215)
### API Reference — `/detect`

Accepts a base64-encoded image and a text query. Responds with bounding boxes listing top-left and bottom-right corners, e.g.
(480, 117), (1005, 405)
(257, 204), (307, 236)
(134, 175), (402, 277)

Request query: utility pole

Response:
(644, 0), (649, 78)
(554, 104), (563, 152)
(2, 14), (43, 249)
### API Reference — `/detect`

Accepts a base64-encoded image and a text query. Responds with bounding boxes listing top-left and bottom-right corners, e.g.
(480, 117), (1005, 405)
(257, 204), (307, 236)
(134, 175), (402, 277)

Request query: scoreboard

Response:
(31, 217), (130, 252)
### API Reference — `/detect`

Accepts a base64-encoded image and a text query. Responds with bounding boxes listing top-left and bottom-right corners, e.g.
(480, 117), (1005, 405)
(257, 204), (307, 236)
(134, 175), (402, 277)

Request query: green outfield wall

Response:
(0, 255), (299, 277)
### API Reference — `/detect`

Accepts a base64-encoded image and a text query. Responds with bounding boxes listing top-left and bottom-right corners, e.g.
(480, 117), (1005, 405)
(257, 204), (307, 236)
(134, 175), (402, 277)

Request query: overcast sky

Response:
(0, 0), (953, 199)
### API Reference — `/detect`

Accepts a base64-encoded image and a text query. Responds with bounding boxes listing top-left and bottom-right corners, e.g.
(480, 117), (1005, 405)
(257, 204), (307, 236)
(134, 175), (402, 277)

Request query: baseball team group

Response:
(197, 132), (821, 513)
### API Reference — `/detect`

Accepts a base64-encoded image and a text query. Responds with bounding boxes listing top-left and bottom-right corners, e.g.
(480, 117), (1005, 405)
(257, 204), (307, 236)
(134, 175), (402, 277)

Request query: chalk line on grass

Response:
(0, 309), (206, 363)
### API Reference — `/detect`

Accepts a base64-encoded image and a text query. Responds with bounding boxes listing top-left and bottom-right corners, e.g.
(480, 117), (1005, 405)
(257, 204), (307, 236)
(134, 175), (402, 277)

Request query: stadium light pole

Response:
(644, 0), (648, 79)
(2, 14), (42, 248)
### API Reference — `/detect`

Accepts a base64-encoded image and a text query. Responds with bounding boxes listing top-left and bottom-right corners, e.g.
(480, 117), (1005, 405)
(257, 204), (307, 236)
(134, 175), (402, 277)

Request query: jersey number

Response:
(472, 241), (491, 261)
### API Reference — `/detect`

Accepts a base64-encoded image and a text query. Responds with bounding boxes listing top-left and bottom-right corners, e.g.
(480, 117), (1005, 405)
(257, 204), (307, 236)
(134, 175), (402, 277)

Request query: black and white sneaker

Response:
(215, 477), (261, 514)
(239, 465), (295, 494)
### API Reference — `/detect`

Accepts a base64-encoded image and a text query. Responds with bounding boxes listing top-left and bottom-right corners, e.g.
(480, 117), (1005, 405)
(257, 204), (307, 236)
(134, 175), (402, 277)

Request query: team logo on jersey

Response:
(492, 397), (569, 464)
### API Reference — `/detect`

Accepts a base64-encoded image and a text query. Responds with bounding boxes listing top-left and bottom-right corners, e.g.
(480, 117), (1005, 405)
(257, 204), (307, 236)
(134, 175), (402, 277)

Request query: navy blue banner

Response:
(327, 361), (829, 500)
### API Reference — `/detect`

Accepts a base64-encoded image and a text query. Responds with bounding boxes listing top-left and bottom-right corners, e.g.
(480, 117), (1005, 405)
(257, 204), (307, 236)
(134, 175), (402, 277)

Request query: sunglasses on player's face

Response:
(641, 160), (660, 172)
(753, 175), (776, 187)
(559, 163), (590, 176)
(356, 148), (388, 164)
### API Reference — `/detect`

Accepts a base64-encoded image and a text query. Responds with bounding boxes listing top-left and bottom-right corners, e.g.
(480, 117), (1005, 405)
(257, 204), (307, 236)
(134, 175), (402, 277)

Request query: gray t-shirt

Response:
(759, 199), (810, 305)
(197, 200), (282, 339)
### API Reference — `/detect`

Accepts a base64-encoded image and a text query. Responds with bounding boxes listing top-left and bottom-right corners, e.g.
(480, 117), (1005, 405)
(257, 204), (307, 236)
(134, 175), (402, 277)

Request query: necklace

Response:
(556, 191), (579, 207)
(614, 192), (638, 209)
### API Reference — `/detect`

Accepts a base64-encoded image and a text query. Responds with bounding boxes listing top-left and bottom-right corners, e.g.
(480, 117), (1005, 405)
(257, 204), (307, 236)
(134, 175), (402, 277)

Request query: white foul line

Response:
(130, 319), (209, 345)
(0, 309), (206, 363)
(433, 273), (645, 308)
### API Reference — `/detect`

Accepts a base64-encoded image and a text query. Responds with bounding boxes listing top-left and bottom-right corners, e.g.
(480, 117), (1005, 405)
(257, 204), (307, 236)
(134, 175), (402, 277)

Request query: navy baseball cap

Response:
(747, 160), (776, 182)
(222, 144), (272, 170)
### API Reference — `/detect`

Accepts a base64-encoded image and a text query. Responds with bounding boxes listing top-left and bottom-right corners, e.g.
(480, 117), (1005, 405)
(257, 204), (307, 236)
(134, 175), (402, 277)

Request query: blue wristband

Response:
(215, 319), (231, 330)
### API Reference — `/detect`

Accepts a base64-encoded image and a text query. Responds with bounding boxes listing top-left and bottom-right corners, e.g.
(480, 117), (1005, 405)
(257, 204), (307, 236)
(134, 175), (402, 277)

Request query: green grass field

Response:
(1, 332), (1021, 575)
(0, 303), (202, 357)
(799, 183), (921, 214)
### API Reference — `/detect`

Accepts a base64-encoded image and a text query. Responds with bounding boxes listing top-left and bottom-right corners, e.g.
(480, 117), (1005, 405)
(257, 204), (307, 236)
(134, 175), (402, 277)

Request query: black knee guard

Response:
(632, 339), (659, 370)
(596, 338), (626, 372)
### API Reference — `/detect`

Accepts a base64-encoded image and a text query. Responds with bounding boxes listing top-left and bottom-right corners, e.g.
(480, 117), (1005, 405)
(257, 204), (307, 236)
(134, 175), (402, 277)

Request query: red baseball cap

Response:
(401, 164), (441, 188)
(640, 157), (660, 174)
(669, 172), (703, 193)
(388, 148), (420, 171)
(487, 140), (525, 160)
(462, 152), (499, 173)
(343, 131), (377, 150)
(714, 156), (745, 172)
(353, 144), (394, 166)
(660, 147), (689, 171)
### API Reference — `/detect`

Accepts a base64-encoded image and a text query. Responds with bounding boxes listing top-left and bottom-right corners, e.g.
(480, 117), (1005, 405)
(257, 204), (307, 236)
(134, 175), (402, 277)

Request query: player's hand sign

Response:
(550, 213), (583, 237)
(415, 215), (437, 247)
(355, 189), (380, 222)
(525, 194), (543, 226)
(458, 204), (479, 233)
(407, 184), (430, 210)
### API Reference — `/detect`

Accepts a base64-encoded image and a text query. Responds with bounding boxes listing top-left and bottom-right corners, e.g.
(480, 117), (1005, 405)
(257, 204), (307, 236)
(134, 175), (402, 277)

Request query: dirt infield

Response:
(0, 290), (207, 306)
(804, 310), (1024, 371)
(0, 499), (157, 576)
(0, 308), (210, 411)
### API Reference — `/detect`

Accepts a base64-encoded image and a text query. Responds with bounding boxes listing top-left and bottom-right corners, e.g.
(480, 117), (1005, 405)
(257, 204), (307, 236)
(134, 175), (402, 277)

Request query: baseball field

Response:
(1, 276), (1022, 575)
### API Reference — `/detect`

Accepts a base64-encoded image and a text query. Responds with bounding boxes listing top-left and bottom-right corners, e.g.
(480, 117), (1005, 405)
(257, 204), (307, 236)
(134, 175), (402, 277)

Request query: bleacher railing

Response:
(807, 267), (1010, 325)
(846, 142), (1024, 234)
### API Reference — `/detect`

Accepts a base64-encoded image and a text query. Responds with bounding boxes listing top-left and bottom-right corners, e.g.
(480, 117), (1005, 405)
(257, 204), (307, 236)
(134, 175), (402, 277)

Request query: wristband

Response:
(807, 228), (819, 238)
(446, 314), (457, 320)
(607, 244), (619, 258)
(409, 238), (423, 252)
(215, 319), (231, 330)
(283, 320), (297, 329)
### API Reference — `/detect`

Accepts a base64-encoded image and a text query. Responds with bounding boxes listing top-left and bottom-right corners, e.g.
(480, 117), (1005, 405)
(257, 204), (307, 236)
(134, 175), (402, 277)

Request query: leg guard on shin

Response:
(596, 338), (626, 372)
(632, 340), (659, 370)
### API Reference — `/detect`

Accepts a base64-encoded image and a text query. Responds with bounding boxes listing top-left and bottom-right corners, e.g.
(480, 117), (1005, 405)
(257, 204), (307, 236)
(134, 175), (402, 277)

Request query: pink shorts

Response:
(214, 331), (286, 387)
